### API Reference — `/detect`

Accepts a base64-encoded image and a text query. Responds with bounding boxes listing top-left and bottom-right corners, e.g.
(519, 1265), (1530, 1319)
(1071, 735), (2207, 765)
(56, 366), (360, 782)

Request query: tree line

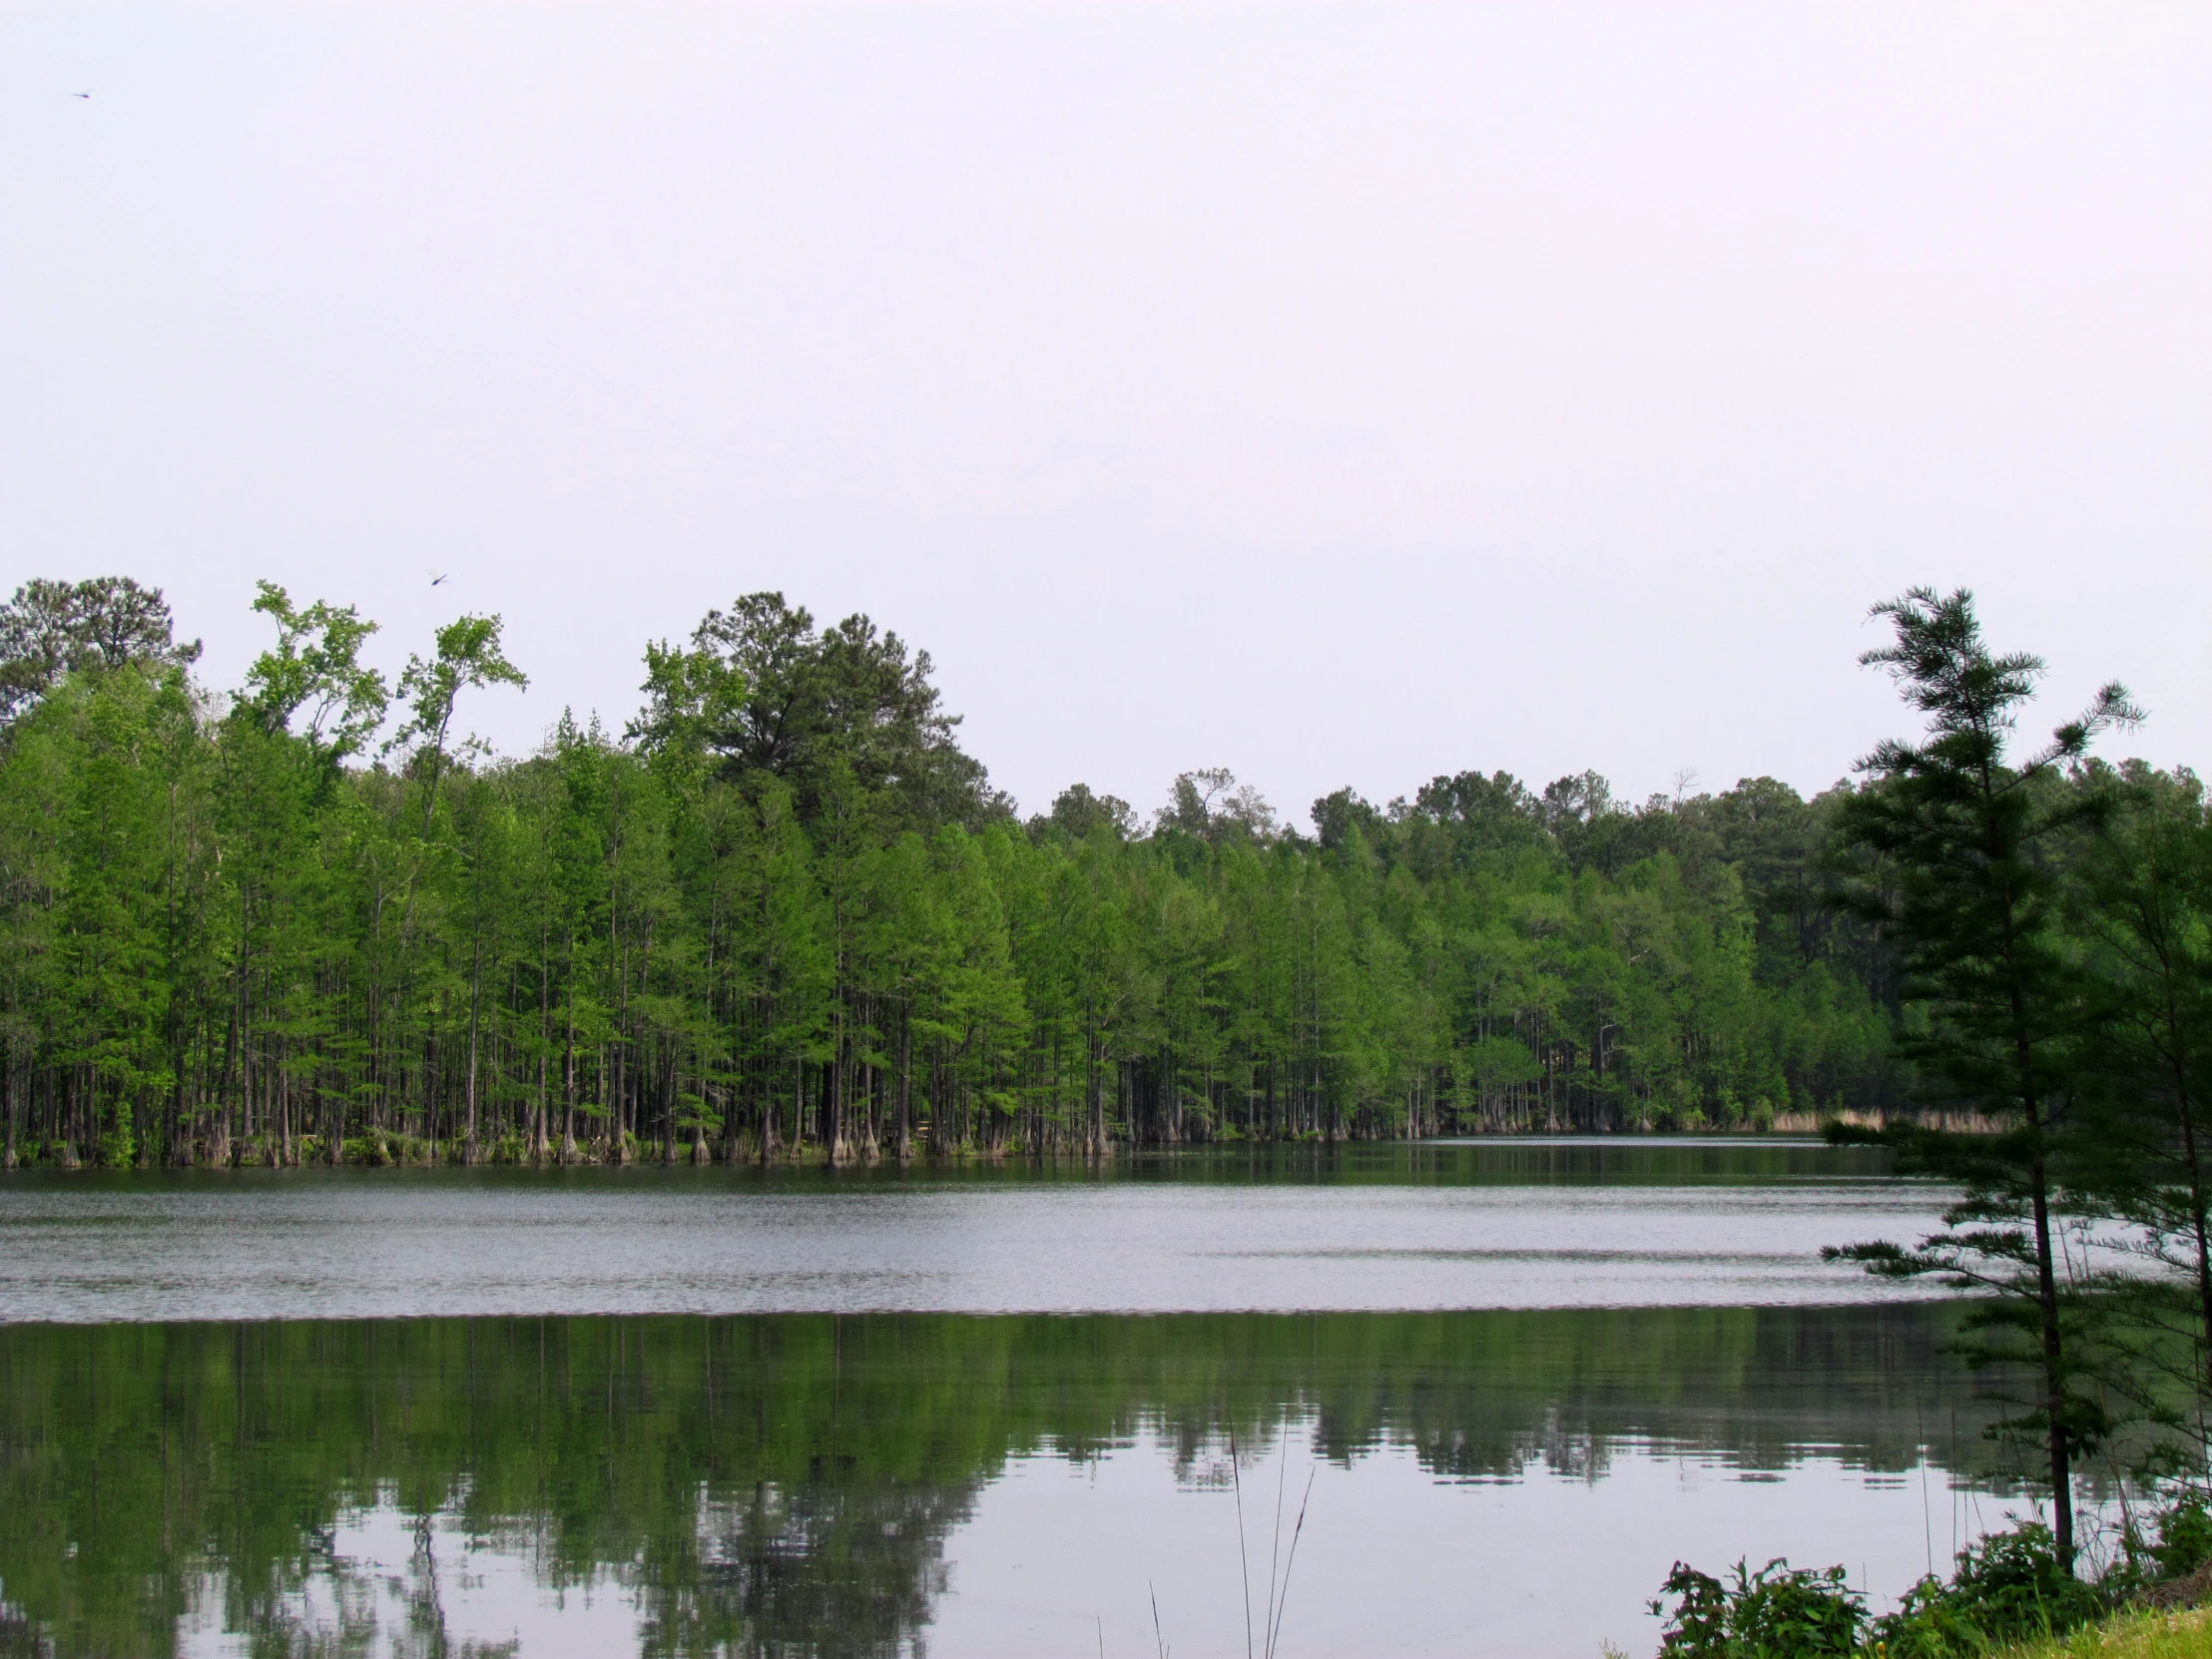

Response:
(0, 575), (1916, 1169)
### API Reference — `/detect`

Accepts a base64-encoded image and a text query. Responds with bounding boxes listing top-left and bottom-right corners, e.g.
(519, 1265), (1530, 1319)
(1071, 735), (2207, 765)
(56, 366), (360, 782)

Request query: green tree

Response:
(0, 575), (201, 728)
(2070, 764), (2212, 1466)
(390, 613), (527, 834)
(1823, 586), (2137, 1564)
(688, 593), (998, 832)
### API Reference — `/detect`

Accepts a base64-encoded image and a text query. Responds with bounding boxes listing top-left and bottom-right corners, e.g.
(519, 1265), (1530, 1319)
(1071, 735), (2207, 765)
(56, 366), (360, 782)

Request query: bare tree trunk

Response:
(531, 1045), (547, 1165)
(827, 1006), (844, 1168)
(1087, 1025), (1105, 1156)
(533, 920), (551, 1164)
(2025, 1093), (2074, 1563)
(464, 936), (482, 1165)
(662, 1042), (679, 1166)
(758, 1045), (783, 1168)
(2, 1039), (17, 1172)
(612, 969), (630, 1163)
(560, 964), (578, 1164)
(896, 1004), (913, 1164)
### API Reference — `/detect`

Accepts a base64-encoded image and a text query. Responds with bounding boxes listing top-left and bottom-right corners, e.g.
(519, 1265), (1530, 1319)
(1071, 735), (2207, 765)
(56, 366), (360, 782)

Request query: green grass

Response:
(1978, 1606), (2212, 1659)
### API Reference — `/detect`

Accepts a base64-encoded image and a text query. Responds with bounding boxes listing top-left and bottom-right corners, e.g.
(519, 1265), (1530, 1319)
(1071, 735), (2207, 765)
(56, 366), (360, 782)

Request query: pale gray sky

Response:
(4, 2), (2206, 824)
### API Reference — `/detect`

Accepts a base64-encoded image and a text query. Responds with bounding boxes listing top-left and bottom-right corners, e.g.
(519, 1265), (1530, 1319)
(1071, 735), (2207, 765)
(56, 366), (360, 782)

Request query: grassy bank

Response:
(1984, 1608), (2212, 1659)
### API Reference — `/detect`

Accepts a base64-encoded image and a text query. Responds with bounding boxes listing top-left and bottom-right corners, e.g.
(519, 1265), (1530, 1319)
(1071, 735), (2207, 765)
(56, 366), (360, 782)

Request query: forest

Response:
(0, 574), (2179, 1169)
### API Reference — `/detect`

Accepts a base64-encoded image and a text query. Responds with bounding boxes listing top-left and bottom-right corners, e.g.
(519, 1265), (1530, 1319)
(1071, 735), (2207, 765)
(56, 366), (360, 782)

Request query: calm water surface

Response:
(0, 1139), (1937, 1321)
(0, 1140), (2026, 1658)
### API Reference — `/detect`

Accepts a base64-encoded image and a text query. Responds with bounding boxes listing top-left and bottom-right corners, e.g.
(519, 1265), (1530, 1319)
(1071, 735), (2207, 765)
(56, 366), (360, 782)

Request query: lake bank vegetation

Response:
(1649, 1510), (2212, 1658)
(1994, 1607), (2212, 1659)
(0, 575), (1935, 1169)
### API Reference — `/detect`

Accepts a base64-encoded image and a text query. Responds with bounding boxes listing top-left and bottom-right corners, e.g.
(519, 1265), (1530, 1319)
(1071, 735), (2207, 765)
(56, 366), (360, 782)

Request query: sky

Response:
(3, 1), (2206, 829)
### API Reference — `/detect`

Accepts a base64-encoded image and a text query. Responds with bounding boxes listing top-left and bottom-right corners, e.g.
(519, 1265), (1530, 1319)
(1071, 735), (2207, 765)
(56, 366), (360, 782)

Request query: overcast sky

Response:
(3, 2), (2206, 826)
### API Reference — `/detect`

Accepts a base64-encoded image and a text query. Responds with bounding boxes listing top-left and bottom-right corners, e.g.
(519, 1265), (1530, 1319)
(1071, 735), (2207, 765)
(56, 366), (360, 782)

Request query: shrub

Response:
(1872, 1523), (2108, 1657)
(1651, 1558), (1867, 1657)
(2150, 1497), (2212, 1583)
(341, 1134), (393, 1166)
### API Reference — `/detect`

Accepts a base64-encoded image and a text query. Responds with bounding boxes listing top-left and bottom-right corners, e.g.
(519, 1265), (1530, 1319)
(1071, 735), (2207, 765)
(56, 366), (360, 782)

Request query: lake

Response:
(0, 1140), (2031, 1658)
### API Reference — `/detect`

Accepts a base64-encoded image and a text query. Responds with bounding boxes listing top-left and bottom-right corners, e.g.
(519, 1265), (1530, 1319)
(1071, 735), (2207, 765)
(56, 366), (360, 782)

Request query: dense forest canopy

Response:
(0, 574), (2178, 1169)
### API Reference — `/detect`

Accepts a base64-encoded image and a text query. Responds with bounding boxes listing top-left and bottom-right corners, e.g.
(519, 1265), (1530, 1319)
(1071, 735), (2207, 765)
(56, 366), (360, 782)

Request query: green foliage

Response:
(1873, 1524), (2109, 1657)
(1651, 1557), (1868, 1657)
(2059, 767), (2212, 1484)
(0, 574), (200, 727)
(1824, 588), (2141, 1561)
(1651, 1523), (2129, 1659)
(0, 575), (1920, 1172)
(2146, 1496), (2212, 1583)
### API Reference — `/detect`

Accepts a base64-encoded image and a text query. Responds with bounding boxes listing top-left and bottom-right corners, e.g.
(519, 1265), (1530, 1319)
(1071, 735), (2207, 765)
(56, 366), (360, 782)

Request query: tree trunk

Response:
(464, 937), (482, 1165)
(1087, 1027), (1105, 1156)
(827, 1008), (845, 1167)
(560, 974), (578, 1164)
(2027, 1119), (2073, 1562)
(662, 1042), (680, 1166)
(896, 1004), (913, 1164)
(2, 1041), (17, 1172)
(758, 1049), (782, 1168)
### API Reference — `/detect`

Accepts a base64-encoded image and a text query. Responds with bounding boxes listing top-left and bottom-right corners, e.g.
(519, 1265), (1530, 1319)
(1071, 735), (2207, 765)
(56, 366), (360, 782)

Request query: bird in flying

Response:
(73, 91), (90, 99)
(428, 570), (450, 587)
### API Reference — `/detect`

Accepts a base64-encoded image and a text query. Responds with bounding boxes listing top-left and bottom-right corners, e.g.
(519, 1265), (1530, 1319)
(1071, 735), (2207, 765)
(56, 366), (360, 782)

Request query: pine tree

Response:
(1824, 587), (2136, 1564)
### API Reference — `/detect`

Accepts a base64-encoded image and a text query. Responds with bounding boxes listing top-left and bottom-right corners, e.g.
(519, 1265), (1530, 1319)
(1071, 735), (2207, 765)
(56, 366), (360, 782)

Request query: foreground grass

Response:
(1983, 1607), (2212, 1659)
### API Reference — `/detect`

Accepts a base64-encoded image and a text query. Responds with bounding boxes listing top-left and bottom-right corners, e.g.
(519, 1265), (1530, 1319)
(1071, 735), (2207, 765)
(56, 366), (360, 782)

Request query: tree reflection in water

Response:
(0, 1307), (2001, 1657)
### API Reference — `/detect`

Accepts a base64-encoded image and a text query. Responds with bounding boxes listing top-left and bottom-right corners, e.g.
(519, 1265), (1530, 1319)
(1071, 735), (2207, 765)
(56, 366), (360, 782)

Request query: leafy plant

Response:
(1872, 1523), (2108, 1657)
(1650, 1557), (1867, 1657)
(2153, 1496), (2212, 1581)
